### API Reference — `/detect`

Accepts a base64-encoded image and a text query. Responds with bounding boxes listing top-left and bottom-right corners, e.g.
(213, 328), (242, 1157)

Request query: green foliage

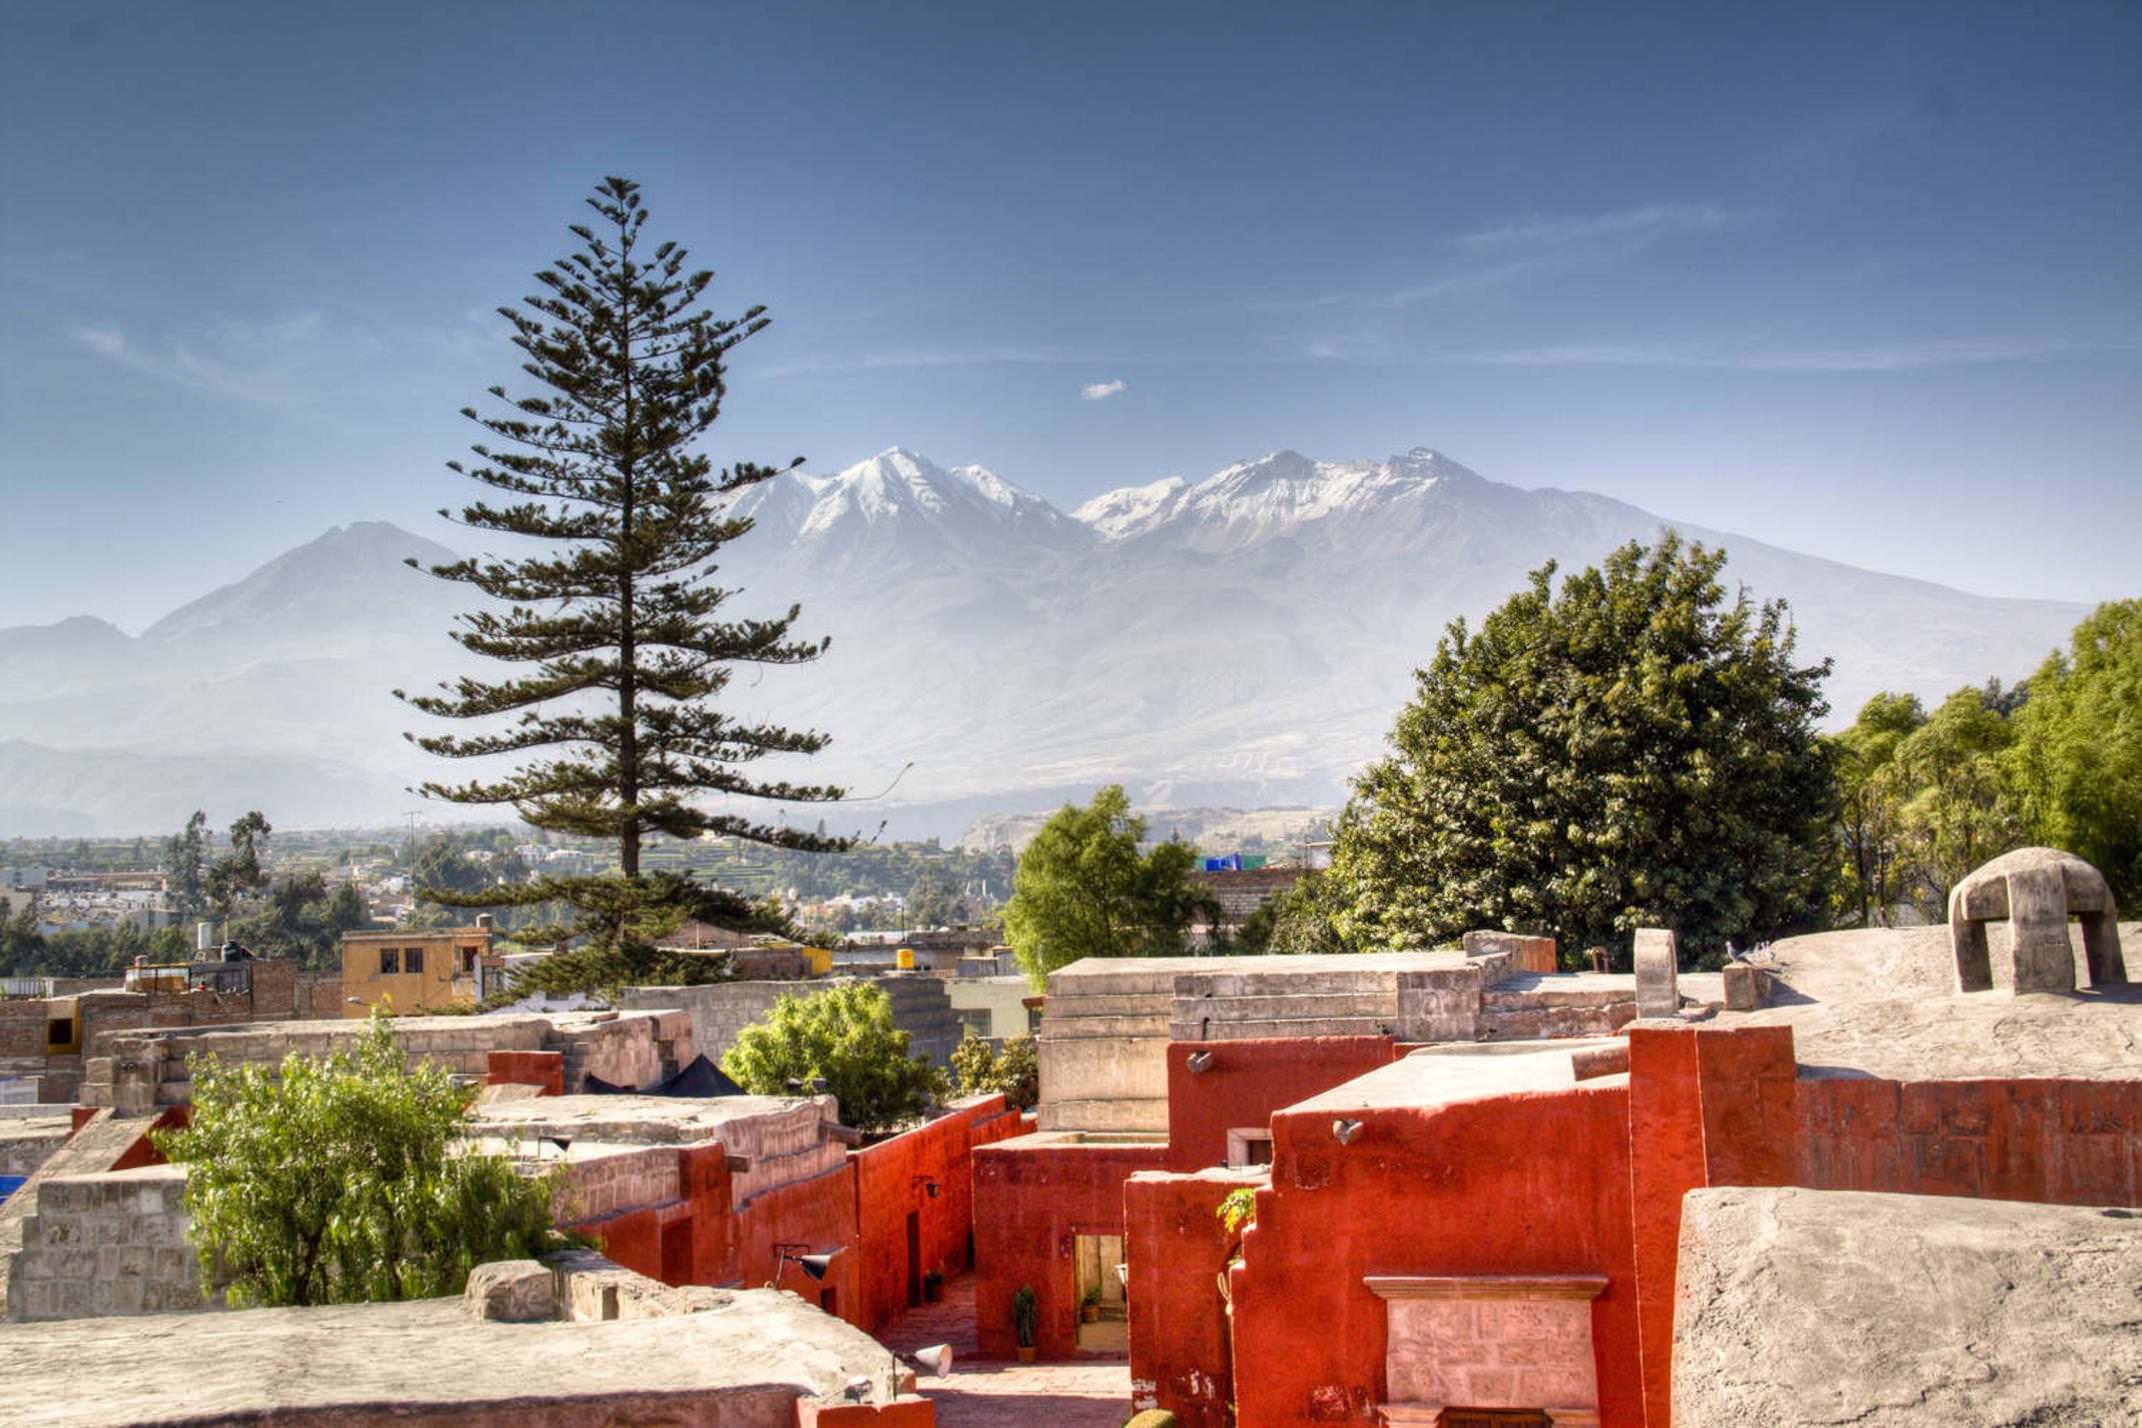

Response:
(949, 1032), (1039, 1110)
(399, 176), (843, 872)
(204, 811), (272, 916)
(1001, 785), (1217, 986)
(398, 177), (847, 993)
(904, 864), (964, 928)
(1228, 873), (1340, 956)
(153, 1016), (562, 1308)
(2009, 599), (2142, 902)
(1011, 1284), (1039, 1346)
(164, 811), (209, 917)
(1322, 535), (1836, 964)
(3, 916), (192, 979)
(1216, 1186), (1257, 1236)
(1828, 692), (1928, 925)
(721, 983), (944, 1136)
(501, 874), (802, 998)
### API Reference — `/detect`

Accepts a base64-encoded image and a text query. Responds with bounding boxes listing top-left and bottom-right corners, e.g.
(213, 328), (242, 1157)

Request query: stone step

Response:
(1477, 1005), (1634, 1041)
(1483, 987), (1636, 1011)
(1173, 1015), (1393, 1042)
(1173, 991), (1399, 1022)
(1038, 1014), (1171, 1041)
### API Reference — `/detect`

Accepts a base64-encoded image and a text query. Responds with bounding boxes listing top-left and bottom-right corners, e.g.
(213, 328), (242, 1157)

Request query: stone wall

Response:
(620, 974), (958, 1070)
(4, 1164), (211, 1321)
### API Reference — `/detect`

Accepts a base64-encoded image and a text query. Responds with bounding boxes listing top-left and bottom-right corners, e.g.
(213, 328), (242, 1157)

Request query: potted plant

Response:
(1012, 1284), (1038, 1363)
(1080, 1283), (1102, 1323)
(922, 1269), (944, 1303)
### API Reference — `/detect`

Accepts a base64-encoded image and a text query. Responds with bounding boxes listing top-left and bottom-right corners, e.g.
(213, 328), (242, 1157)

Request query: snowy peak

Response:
(1073, 475), (1189, 539)
(731, 447), (1088, 560)
(1075, 447), (1480, 549)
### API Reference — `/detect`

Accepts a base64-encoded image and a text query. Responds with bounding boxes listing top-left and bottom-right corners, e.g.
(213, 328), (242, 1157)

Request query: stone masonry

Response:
(5, 1164), (209, 1322)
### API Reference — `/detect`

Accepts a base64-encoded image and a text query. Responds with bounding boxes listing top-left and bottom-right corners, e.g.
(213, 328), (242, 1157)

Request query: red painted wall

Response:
(1125, 1168), (1261, 1428)
(733, 1164), (866, 1326)
(1797, 1075), (2142, 1205)
(1164, 1037), (1399, 1173)
(109, 1105), (191, 1171)
(1228, 1081), (1641, 1427)
(486, 1049), (564, 1097)
(849, 1095), (1014, 1332)
(973, 1137), (1169, 1358)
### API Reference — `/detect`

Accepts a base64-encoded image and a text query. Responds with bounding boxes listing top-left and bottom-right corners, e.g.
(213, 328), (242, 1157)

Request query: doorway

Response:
(906, 1211), (923, 1308)
(1072, 1233), (1127, 1352)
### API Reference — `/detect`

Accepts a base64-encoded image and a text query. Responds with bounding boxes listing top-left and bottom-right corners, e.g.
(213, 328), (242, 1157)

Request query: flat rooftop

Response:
(1289, 1038), (1625, 1114)
(464, 1092), (829, 1147)
(0, 1289), (904, 1428)
(1049, 950), (1470, 983)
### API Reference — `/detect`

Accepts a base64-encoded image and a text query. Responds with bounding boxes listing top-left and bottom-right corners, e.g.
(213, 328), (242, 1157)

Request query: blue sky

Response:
(3, 0), (2137, 630)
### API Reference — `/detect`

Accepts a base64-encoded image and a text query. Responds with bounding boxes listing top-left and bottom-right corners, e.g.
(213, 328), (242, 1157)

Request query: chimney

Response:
(196, 922), (218, 954)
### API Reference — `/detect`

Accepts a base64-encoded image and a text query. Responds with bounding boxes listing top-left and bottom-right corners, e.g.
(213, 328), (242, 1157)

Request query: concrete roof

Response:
(0, 1289), (906, 1427)
(1287, 1039), (1625, 1114)
(1674, 1186), (2142, 1428)
(1737, 922), (2142, 1082)
(1049, 951), (1468, 982)
(463, 1092), (831, 1147)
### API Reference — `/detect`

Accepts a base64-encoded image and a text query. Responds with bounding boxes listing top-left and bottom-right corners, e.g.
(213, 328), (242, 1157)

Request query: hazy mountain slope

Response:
(0, 449), (2093, 835)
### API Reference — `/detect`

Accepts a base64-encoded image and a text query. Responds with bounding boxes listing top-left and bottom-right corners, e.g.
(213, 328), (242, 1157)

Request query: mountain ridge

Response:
(0, 448), (2092, 837)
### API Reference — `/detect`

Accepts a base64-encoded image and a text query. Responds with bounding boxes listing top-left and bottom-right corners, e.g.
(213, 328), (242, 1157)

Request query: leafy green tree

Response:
(398, 177), (845, 980)
(2009, 599), (2142, 902)
(950, 1032), (1039, 1111)
(1880, 687), (2021, 919)
(1827, 692), (1927, 926)
(164, 811), (209, 918)
(1322, 536), (1836, 965)
(905, 864), (961, 927)
(153, 1016), (562, 1308)
(205, 811), (272, 917)
(1001, 785), (1215, 985)
(721, 983), (943, 1136)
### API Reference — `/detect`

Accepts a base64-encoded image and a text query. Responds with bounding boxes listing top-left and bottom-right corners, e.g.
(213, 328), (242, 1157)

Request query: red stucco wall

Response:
(849, 1095), (1015, 1332)
(486, 1049), (565, 1097)
(1124, 1168), (1261, 1428)
(972, 1137), (1169, 1358)
(1228, 1080), (1641, 1426)
(1164, 1037), (1399, 1173)
(733, 1163), (866, 1325)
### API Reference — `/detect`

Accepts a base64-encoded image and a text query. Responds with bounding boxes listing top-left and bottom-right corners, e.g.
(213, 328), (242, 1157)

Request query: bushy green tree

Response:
(164, 811), (209, 918)
(154, 1016), (562, 1308)
(204, 811), (272, 917)
(1828, 692), (1927, 926)
(1001, 784), (1215, 986)
(399, 176), (844, 988)
(1322, 536), (1835, 965)
(950, 1032), (1039, 1110)
(721, 983), (943, 1136)
(1881, 687), (2021, 918)
(2009, 599), (2142, 901)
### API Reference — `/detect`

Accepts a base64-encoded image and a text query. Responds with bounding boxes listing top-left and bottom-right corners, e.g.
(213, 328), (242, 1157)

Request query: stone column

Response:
(1633, 929), (1679, 1019)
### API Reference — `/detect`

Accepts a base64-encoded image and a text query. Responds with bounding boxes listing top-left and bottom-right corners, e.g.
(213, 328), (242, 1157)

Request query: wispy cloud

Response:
(1080, 378), (1127, 400)
(1458, 202), (1744, 253)
(68, 309), (351, 404)
(1261, 201), (1756, 313)
(1454, 335), (2096, 372)
(761, 346), (1090, 379)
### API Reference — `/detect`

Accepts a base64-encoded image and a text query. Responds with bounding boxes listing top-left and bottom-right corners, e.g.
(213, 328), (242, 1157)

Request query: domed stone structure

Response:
(1949, 847), (2126, 994)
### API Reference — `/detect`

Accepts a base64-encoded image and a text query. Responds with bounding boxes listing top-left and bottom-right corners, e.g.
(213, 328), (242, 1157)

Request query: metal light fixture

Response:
(912, 1176), (940, 1199)
(912, 1343), (954, 1377)
(774, 1243), (843, 1286)
(1186, 1050), (1215, 1074)
(1332, 1118), (1364, 1145)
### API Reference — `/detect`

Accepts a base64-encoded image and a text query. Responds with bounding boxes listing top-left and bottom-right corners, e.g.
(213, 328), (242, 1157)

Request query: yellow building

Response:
(339, 927), (491, 1017)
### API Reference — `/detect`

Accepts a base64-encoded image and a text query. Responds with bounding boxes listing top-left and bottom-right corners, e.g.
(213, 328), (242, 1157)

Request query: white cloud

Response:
(1458, 202), (1746, 252)
(1081, 378), (1127, 401)
(69, 315), (325, 403)
(1454, 335), (2091, 371)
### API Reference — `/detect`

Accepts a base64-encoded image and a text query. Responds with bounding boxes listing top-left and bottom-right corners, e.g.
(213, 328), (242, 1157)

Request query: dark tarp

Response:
(581, 1054), (745, 1098)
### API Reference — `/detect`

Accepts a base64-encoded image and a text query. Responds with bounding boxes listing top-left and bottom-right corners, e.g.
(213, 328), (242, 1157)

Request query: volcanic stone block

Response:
(464, 1259), (556, 1322)
(1633, 929), (1680, 1019)
(1950, 846), (2127, 994)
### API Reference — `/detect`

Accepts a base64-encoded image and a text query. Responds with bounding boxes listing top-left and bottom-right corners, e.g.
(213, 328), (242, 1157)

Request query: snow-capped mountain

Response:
(0, 449), (2092, 836)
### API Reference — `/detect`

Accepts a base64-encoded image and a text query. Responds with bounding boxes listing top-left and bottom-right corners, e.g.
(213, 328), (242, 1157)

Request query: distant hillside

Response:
(0, 451), (2093, 836)
(957, 804), (1334, 857)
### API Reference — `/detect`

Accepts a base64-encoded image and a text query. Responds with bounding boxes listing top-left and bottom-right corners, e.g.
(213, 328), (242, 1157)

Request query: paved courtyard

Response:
(876, 1274), (1132, 1427)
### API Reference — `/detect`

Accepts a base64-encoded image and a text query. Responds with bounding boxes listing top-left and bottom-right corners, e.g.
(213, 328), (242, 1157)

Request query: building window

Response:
(459, 946), (478, 973)
(1027, 1005), (1043, 1034)
(405, 947), (425, 975)
(45, 1018), (74, 1049)
(379, 949), (399, 975)
(959, 1009), (993, 1040)
(1226, 1128), (1274, 1168)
